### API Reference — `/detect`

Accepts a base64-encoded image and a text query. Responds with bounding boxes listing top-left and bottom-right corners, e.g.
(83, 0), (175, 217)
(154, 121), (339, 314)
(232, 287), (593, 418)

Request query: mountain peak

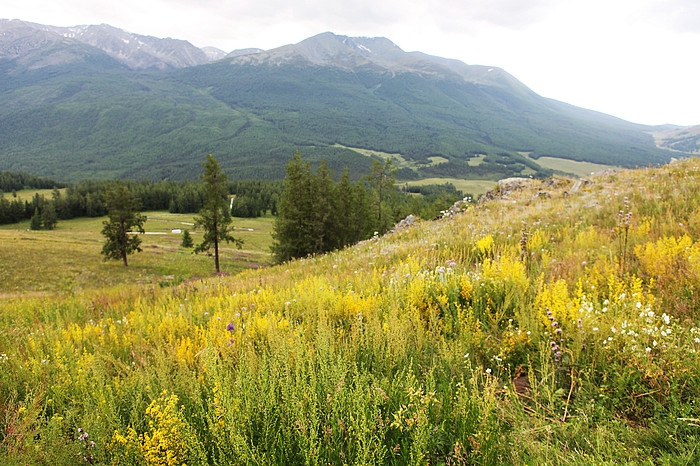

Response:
(225, 31), (525, 89)
(0, 19), (218, 70)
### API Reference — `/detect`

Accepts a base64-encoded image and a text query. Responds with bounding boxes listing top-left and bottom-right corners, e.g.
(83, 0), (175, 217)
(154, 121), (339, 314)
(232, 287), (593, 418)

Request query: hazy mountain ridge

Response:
(0, 19), (216, 70)
(228, 32), (522, 89)
(0, 20), (688, 182)
(653, 125), (700, 154)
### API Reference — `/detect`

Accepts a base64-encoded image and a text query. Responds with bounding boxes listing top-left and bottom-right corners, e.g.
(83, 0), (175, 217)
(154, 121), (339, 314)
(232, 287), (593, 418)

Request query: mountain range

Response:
(0, 19), (693, 182)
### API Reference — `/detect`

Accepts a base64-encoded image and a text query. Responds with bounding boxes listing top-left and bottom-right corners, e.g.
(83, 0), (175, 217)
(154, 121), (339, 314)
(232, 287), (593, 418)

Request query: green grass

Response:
(1, 160), (700, 464)
(521, 153), (619, 177)
(467, 154), (486, 166)
(6, 188), (66, 202)
(0, 211), (274, 295)
(334, 143), (449, 171)
(400, 177), (497, 196)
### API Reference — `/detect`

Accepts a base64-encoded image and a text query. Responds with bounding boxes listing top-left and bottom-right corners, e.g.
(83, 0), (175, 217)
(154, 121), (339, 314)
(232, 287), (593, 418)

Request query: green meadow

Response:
(1, 160), (700, 464)
(400, 178), (497, 196)
(520, 153), (619, 178)
(0, 212), (274, 295)
(5, 188), (67, 202)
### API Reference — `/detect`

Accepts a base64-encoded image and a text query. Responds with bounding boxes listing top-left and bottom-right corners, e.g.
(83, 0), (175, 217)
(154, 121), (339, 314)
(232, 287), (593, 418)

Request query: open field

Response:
(399, 177), (497, 196)
(521, 153), (618, 177)
(0, 212), (273, 295)
(334, 144), (448, 169)
(3, 188), (67, 202)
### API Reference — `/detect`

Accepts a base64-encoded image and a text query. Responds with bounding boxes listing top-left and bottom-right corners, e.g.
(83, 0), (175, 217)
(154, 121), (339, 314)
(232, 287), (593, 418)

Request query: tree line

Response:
(271, 152), (466, 262)
(0, 170), (63, 193)
(0, 178), (282, 227)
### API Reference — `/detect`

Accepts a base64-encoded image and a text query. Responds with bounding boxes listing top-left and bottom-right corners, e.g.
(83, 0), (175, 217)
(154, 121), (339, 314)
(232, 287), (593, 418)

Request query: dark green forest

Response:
(0, 57), (674, 182)
(0, 163), (465, 237)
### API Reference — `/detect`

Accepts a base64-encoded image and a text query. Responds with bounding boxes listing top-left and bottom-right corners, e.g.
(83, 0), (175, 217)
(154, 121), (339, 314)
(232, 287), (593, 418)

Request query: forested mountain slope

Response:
(0, 23), (678, 181)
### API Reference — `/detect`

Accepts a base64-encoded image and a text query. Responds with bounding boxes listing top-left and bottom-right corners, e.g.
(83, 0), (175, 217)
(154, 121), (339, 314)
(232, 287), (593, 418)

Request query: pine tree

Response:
(193, 154), (242, 273)
(368, 159), (397, 234)
(312, 160), (339, 254)
(181, 229), (194, 248)
(41, 202), (58, 230)
(336, 169), (355, 248)
(271, 152), (315, 262)
(30, 208), (42, 230)
(100, 182), (146, 266)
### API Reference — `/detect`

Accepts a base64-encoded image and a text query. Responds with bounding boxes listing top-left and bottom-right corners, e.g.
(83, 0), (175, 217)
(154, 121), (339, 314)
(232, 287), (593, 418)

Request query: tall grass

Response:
(1, 160), (700, 463)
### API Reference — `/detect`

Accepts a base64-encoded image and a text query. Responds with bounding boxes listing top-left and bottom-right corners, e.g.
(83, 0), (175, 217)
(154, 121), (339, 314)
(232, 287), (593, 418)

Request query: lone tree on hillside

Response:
(194, 154), (242, 273)
(101, 182), (146, 266)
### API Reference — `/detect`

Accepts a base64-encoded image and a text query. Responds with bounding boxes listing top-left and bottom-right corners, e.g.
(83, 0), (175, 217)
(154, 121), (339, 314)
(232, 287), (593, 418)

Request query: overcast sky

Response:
(4, 0), (699, 126)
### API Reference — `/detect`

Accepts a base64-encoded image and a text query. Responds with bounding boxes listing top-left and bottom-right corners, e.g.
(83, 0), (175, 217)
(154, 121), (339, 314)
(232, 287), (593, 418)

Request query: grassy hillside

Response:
(1, 160), (699, 463)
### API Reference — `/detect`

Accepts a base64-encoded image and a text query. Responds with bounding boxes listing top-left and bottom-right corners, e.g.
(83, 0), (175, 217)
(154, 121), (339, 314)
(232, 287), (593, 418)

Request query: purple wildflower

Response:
(226, 322), (235, 332)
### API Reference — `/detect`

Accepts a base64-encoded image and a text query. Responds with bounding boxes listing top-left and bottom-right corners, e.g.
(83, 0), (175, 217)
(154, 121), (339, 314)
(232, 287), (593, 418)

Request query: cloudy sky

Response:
(4, 0), (699, 126)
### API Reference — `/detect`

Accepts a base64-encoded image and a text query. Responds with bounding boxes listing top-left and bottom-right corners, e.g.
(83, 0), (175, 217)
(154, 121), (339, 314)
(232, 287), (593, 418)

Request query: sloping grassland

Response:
(1, 159), (699, 463)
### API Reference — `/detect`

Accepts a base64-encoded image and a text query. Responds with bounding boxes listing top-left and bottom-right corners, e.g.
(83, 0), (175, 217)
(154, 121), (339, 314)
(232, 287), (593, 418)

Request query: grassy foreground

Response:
(1, 160), (700, 464)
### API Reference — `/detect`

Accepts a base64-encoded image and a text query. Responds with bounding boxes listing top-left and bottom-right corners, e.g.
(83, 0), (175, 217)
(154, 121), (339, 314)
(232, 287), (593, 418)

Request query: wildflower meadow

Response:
(1, 159), (700, 464)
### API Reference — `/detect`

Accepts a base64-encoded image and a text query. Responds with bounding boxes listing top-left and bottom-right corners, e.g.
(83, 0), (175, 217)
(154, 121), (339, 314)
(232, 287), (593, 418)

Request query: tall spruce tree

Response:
(100, 182), (146, 266)
(368, 159), (397, 234)
(41, 202), (58, 230)
(333, 167), (374, 248)
(30, 208), (42, 230)
(312, 160), (339, 254)
(194, 154), (242, 273)
(271, 152), (315, 263)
